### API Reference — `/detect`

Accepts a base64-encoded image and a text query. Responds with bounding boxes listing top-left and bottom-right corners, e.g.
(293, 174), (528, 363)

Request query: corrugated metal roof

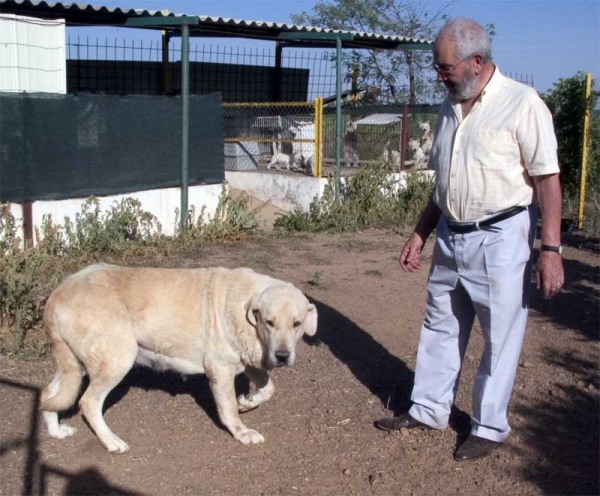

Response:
(0, 0), (432, 49)
(356, 114), (403, 125)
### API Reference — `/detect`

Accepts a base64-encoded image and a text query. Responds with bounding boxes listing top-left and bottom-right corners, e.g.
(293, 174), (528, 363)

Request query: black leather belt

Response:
(446, 206), (527, 234)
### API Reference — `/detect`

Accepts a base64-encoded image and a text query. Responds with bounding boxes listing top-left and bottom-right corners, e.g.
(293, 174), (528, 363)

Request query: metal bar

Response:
(180, 22), (190, 231)
(274, 41), (283, 101)
(335, 36), (342, 201)
(394, 43), (431, 50)
(125, 16), (199, 27)
(315, 97), (323, 177)
(224, 138), (315, 143)
(278, 32), (354, 41)
(22, 202), (33, 249)
(161, 30), (169, 94)
(222, 101), (314, 107)
(577, 72), (592, 229)
(400, 105), (408, 170)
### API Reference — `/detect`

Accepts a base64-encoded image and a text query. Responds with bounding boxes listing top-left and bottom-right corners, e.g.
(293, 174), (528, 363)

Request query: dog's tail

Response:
(40, 334), (83, 412)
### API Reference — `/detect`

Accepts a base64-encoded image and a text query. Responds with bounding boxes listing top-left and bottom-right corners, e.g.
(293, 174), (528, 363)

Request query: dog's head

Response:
(419, 121), (431, 133)
(246, 285), (317, 369)
(408, 138), (420, 151)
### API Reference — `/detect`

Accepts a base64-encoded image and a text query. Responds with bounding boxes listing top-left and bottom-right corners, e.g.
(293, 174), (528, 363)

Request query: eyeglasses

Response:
(432, 55), (473, 78)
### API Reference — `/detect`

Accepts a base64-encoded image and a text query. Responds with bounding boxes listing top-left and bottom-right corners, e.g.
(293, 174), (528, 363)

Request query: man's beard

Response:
(446, 66), (480, 101)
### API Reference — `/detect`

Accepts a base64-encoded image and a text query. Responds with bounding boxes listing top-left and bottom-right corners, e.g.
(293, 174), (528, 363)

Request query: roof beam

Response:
(125, 16), (199, 27)
(278, 32), (355, 41)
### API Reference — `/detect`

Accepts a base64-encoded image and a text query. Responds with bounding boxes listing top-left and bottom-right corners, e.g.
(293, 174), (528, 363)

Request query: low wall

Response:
(225, 170), (435, 212)
(7, 183), (225, 247)
(225, 171), (328, 212)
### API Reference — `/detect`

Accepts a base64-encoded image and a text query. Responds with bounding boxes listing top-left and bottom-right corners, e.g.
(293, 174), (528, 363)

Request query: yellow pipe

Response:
(315, 97), (323, 177)
(577, 73), (592, 229)
(223, 102), (314, 108)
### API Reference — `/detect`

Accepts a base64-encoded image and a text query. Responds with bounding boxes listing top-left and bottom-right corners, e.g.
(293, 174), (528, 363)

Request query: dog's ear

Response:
(246, 295), (260, 326)
(303, 303), (318, 336)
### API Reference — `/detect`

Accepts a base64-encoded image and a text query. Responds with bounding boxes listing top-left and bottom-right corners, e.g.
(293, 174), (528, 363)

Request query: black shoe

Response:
(454, 434), (501, 461)
(375, 413), (433, 432)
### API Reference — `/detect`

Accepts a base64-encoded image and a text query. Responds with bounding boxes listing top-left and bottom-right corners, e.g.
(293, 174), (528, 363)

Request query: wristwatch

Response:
(541, 244), (563, 254)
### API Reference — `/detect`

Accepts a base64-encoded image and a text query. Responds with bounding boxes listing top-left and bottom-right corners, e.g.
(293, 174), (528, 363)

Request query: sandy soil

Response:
(1, 229), (598, 495)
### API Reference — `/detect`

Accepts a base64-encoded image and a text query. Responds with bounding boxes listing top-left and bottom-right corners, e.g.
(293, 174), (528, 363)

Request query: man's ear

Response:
(246, 294), (260, 326)
(303, 303), (318, 336)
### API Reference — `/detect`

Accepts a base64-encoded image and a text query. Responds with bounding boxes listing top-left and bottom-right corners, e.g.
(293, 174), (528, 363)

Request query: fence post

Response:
(335, 36), (343, 201)
(577, 73), (592, 229)
(161, 30), (169, 95)
(400, 105), (409, 170)
(180, 22), (190, 231)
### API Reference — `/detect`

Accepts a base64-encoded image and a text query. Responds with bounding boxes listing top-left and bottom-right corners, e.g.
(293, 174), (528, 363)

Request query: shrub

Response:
(542, 72), (599, 197)
(275, 163), (433, 233)
(176, 184), (261, 241)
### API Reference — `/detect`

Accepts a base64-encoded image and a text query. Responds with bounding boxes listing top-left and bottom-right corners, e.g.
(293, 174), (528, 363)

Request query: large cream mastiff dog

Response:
(40, 264), (318, 453)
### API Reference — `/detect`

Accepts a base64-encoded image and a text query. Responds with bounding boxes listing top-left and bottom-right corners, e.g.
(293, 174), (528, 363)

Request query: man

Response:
(376, 18), (564, 462)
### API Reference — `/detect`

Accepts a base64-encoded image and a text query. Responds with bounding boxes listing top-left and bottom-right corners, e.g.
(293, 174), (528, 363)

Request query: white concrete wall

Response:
(225, 171), (328, 212)
(225, 170), (434, 213)
(7, 184), (225, 246)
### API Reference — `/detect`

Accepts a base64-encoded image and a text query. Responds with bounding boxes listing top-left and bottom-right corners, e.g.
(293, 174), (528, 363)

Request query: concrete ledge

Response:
(225, 169), (435, 213)
(6, 183), (224, 247)
(225, 171), (327, 212)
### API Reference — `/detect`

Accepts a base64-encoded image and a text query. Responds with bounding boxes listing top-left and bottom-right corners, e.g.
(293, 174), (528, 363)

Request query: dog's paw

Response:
(48, 423), (76, 439)
(236, 429), (265, 445)
(237, 394), (261, 413)
(102, 433), (130, 454)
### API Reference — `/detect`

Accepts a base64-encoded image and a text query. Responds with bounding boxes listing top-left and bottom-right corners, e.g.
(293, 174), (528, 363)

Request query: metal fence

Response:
(223, 100), (323, 176)
(67, 37), (535, 101)
(66, 37), (445, 103)
(222, 100), (441, 176)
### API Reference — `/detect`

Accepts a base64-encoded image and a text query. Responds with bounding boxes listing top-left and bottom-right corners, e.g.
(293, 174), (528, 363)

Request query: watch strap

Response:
(541, 244), (562, 254)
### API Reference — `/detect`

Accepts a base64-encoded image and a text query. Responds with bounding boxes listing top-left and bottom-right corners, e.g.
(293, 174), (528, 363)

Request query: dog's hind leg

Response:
(237, 367), (274, 412)
(78, 337), (138, 454)
(41, 336), (84, 440)
(206, 363), (265, 444)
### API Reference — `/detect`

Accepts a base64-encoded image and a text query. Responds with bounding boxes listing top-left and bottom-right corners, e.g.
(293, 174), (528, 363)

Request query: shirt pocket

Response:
(473, 130), (514, 169)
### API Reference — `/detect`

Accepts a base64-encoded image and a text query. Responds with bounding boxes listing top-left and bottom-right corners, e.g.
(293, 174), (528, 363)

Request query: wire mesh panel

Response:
(223, 101), (322, 176)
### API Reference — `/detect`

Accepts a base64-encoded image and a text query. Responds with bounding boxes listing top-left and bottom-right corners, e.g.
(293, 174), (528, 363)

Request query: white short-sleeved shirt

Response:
(429, 67), (560, 222)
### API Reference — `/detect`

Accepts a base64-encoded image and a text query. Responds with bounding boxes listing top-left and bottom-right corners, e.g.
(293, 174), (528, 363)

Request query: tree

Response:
(541, 72), (600, 197)
(291, 0), (452, 104)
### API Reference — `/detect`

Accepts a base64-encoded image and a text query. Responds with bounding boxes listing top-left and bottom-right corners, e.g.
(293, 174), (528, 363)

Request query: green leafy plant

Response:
(275, 163), (433, 233)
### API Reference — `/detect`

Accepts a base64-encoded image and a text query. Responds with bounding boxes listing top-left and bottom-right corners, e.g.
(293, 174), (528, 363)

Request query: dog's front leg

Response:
(206, 363), (265, 444)
(238, 367), (274, 412)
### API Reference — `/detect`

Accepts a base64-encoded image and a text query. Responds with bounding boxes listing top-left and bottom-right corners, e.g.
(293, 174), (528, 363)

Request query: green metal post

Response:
(180, 22), (190, 231)
(335, 36), (342, 201)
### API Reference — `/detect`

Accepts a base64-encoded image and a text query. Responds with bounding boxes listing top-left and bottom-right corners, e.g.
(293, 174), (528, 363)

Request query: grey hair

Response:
(437, 18), (493, 62)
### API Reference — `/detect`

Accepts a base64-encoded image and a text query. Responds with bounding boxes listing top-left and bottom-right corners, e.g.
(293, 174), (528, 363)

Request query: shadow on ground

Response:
(0, 378), (142, 495)
(516, 249), (599, 494)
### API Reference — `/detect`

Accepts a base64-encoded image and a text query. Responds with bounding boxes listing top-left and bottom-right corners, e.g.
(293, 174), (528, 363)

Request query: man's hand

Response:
(399, 232), (427, 272)
(535, 250), (564, 299)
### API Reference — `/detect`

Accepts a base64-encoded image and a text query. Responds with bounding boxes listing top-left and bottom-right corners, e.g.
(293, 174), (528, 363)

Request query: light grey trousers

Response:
(409, 207), (536, 442)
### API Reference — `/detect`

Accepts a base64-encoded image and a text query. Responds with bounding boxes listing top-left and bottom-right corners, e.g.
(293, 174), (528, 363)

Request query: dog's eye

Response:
(266, 320), (274, 327)
(293, 321), (301, 328)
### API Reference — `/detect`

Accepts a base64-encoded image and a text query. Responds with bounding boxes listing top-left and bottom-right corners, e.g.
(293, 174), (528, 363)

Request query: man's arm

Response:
(532, 173), (564, 299)
(399, 194), (442, 273)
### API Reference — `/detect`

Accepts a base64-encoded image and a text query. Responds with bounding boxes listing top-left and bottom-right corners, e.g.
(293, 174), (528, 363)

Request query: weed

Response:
(308, 271), (323, 287)
(275, 163), (433, 233)
(177, 185), (261, 242)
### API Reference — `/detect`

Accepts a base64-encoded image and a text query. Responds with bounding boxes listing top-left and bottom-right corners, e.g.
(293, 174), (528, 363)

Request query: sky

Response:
(66, 0), (600, 96)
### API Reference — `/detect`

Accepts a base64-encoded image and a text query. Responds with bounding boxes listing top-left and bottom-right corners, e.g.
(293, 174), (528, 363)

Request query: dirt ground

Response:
(1, 228), (598, 496)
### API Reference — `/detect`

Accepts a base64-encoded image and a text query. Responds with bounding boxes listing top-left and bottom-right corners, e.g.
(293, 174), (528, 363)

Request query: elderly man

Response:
(376, 18), (564, 461)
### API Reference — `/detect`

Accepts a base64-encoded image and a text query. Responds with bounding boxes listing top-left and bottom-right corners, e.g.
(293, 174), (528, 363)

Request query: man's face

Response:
(433, 36), (479, 101)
